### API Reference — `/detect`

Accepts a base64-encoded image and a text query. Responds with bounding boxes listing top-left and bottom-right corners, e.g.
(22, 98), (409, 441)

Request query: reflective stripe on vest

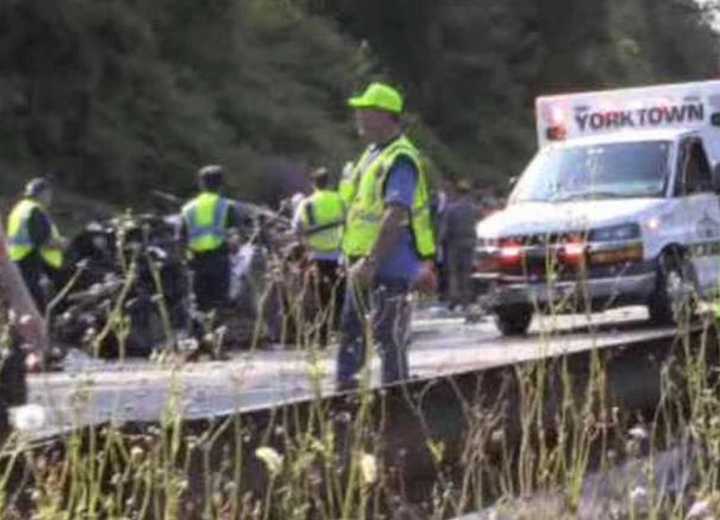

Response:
(7, 198), (64, 268)
(301, 190), (345, 253)
(342, 135), (436, 259)
(182, 193), (230, 253)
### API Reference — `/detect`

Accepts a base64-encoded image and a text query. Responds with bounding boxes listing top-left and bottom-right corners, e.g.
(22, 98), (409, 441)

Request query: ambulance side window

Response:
(676, 139), (712, 195)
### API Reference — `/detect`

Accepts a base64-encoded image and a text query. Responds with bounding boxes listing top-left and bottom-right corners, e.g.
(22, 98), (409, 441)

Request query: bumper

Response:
(473, 266), (657, 311)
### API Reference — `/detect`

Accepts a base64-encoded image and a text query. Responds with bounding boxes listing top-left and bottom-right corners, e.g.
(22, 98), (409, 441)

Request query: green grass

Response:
(2, 240), (720, 519)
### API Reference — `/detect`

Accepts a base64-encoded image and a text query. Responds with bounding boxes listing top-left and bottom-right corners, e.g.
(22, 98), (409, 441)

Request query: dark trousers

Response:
(336, 279), (411, 385)
(437, 243), (449, 302)
(0, 338), (27, 439)
(190, 250), (230, 313)
(15, 254), (67, 314)
(447, 240), (475, 308)
(311, 259), (344, 347)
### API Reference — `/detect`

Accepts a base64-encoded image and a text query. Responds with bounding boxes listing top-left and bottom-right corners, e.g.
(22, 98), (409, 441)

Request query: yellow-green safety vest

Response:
(300, 190), (345, 253)
(7, 198), (64, 269)
(182, 192), (231, 253)
(342, 135), (436, 259)
(338, 145), (375, 207)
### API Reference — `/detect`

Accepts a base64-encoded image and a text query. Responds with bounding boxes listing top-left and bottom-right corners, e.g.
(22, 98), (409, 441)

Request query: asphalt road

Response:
(24, 306), (678, 437)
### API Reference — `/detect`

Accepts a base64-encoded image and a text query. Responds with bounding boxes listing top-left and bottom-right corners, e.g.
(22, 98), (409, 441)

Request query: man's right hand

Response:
(413, 261), (438, 294)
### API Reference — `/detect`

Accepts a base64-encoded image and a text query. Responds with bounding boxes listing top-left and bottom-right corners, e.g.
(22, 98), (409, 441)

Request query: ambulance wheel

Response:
(648, 251), (696, 325)
(495, 305), (533, 336)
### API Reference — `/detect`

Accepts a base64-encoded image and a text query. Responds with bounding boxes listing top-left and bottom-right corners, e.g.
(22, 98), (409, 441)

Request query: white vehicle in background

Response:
(474, 80), (720, 336)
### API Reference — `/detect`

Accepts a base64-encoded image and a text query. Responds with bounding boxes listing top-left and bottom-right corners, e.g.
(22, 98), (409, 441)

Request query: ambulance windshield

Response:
(511, 141), (670, 203)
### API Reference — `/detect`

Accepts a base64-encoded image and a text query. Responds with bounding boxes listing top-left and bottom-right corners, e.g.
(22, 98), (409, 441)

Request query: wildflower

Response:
(427, 440), (445, 464)
(255, 446), (283, 477)
(82, 327), (97, 342)
(629, 485), (647, 503)
(491, 429), (505, 444)
(335, 411), (352, 424)
(359, 452), (377, 485)
(11, 404), (46, 431)
(687, 499), (712, 519)
(130, 446), (145, 464)
(628, 425), (648, 440)
(306, 360), (327, 381)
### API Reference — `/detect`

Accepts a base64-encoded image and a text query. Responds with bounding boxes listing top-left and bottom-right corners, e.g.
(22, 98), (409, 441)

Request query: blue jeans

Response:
(336, 279), (411, 385)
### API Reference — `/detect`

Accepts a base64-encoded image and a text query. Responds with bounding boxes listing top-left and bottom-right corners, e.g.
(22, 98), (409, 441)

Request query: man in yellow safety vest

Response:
(181, 165), (240, 313)
(336, 82), (437, 389)
(292, 167), (346, 346)
(6, 178), (67, 313)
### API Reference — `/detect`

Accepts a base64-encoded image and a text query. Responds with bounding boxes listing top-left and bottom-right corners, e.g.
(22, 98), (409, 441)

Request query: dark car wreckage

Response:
(47, 201), (314, 360)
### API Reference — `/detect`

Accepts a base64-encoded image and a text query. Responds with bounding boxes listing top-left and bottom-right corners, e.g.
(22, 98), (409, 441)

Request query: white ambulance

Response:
(474, 80), (720, 335)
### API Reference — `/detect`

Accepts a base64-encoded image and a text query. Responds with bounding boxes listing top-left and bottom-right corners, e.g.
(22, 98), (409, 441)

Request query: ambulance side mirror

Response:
(713, 163), (720, 193)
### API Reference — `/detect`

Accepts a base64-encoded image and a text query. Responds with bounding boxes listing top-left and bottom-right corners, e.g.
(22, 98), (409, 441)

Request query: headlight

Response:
(589, 223), (641, 242)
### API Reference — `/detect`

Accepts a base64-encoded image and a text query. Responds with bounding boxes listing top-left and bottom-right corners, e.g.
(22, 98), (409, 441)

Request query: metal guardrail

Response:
(6, 319), (710, 517)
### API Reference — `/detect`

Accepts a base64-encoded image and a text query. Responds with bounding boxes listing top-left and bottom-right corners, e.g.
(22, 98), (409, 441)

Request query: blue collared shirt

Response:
(374, 156), (422, 285)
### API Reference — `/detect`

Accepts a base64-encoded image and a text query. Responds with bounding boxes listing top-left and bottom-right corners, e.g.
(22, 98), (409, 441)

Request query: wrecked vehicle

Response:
(50, 198), (306, 358)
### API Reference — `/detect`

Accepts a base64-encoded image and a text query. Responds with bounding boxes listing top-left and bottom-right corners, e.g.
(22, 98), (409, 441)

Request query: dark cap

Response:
(198, 164), (224, 180)
(197, 164), (224, 190)
(310, 167), (329, 180)
(24, 177), (51, 198)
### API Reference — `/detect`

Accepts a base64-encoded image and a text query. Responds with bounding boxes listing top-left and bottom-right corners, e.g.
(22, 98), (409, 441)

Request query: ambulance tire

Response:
(495, 305), (533, 336)
(648, 251), (696, 326)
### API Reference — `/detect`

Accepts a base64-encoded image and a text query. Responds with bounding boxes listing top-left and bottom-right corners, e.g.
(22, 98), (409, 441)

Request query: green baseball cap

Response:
(348, 82), (404, 114)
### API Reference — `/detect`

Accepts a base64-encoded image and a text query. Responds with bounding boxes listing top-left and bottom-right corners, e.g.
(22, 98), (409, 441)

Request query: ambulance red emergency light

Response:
(474, 80), (720, 336)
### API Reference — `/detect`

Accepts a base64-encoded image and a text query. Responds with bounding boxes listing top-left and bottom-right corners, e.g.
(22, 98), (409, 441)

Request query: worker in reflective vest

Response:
(6, 178), (67, 313)
(292, 167), (346, 347)
(181, 165), (240, 313)
(336, 82), (437, 389)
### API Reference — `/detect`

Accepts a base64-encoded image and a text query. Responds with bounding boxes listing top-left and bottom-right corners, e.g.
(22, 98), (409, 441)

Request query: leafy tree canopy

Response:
(0, 0), (717, 208)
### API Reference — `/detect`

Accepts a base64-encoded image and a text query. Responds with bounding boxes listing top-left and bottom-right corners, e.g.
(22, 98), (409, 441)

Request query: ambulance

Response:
(474, 80), (720, 335)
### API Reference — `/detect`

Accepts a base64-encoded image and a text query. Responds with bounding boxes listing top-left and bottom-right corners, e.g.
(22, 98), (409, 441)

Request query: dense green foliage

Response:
(0, 0), (718, 206)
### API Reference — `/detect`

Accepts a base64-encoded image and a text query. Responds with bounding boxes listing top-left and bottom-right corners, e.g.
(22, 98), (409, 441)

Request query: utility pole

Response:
(0, 221), (47, 368)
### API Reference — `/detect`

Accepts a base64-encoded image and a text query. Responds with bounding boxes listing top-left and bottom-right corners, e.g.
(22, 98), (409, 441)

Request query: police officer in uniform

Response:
(181, 165), (240, 313)
(292, 167), (346, 346)
(6, 178), (67, 313)
(337, 82), (436, 388)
